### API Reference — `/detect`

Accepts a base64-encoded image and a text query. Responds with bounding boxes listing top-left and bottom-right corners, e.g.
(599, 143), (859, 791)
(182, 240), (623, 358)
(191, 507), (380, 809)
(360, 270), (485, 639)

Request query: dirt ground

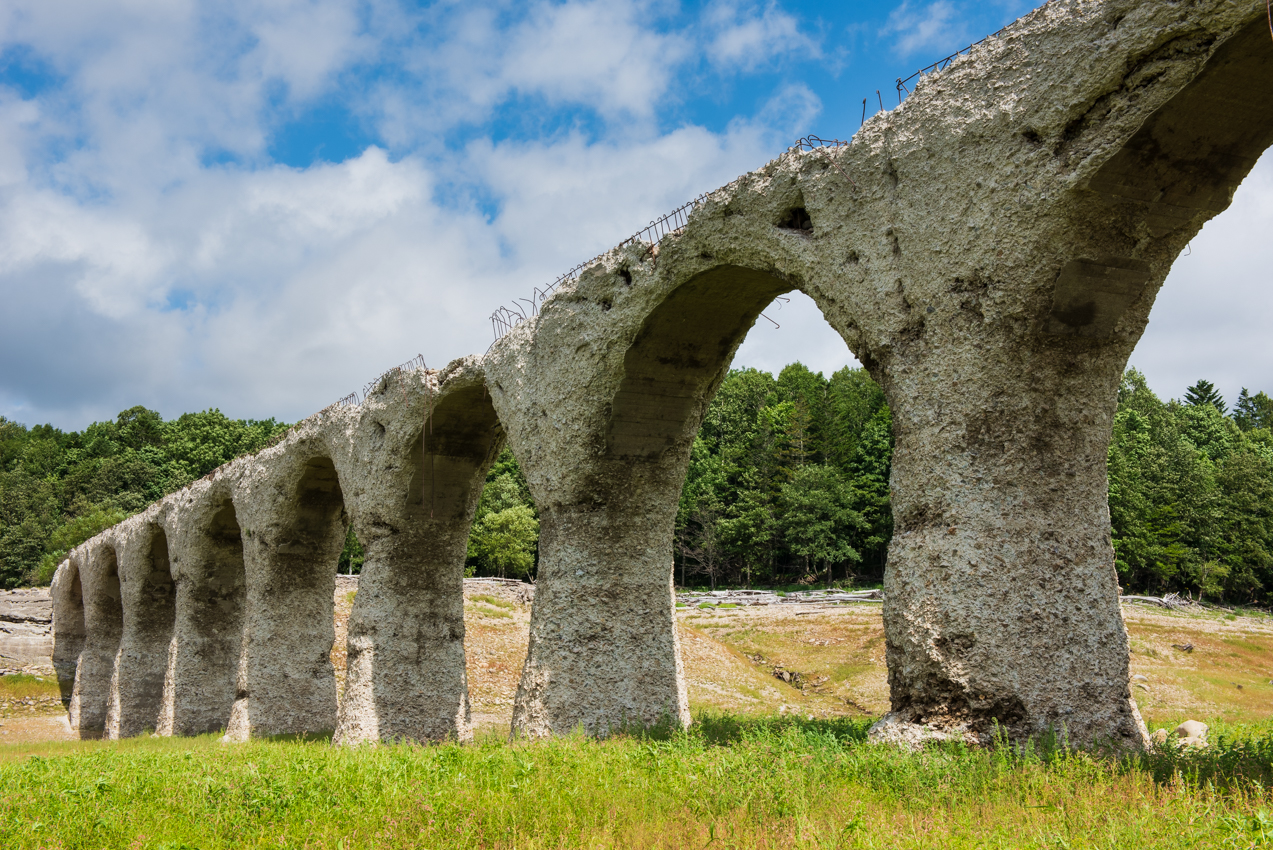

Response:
(5, 587), (1271, 746)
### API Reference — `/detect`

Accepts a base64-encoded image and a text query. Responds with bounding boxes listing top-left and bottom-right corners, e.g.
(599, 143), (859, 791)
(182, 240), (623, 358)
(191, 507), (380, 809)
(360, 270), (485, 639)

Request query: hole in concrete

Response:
(338, 527), (364, 575)
(618, 268), (632, 286)
(777, 206), (814, 233)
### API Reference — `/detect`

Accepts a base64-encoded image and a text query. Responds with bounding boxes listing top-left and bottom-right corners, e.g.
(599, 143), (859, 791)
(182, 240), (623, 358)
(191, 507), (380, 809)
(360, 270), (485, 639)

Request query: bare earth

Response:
(5, 586), (1271, 745)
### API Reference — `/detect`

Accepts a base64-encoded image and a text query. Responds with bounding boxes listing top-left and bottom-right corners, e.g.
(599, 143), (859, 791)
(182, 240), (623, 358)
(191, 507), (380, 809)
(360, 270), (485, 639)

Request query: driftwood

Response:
(1119, 592), (1242, 614)
(677, 588), (884, 608)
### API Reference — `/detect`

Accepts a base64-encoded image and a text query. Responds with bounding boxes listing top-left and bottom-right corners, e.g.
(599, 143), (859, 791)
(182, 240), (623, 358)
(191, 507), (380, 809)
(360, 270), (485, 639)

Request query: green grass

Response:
(0, 674), (60, 701)
(2, 714), (1272, 848)
(469, 594), (515, 610)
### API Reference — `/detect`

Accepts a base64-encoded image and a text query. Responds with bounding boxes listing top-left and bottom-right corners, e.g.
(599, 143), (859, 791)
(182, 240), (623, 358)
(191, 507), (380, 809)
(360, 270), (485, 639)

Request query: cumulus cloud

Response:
(884, 1), (967, 58)
(13, 0), (1263, 436)
(704, 0), (818, 71)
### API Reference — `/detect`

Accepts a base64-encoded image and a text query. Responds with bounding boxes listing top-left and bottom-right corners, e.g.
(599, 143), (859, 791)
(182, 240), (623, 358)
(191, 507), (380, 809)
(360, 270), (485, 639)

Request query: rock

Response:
(1151, 728), (1169, 745)
(1174, 720), (1208, 742)
(1135, 683), (1149, 691)
(0, 588), (54, 669)
(867, 714), (984, 751)
(1132, 674), (1148, 682)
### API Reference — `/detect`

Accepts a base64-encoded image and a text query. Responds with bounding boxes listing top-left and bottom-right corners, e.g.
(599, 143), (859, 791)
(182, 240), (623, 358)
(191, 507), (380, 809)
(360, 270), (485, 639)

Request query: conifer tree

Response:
(1184, 379), (1227, 414)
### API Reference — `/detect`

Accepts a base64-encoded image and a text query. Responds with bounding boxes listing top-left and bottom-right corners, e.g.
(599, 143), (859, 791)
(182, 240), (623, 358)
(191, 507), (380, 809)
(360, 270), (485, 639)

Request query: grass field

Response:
(1, 715), (1272, 849)
(4, 595), (1272, 848)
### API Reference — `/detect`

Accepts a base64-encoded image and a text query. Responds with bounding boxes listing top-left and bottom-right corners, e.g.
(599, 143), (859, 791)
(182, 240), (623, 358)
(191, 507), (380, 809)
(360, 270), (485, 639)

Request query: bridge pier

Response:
(869, 329), (1148, 747)
(108, 524), (175, 739)
(512, 496), (689, 738)
(224, 451), (345, 741)
(334, 371), (497, 745)
(156, 493), (247, 737)
(69, 544), (123, 737)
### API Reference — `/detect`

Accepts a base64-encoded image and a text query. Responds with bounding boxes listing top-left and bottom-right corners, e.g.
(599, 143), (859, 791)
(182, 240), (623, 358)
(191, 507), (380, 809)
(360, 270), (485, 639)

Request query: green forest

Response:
(4, 366), (1273, 605)
(0, 408), (287, 587)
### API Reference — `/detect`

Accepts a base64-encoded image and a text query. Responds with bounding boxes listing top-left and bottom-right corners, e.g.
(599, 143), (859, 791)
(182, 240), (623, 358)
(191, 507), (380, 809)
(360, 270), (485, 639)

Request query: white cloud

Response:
(704, 0), (817, 71)
(0, 0), (832, 428)
(884, 1), (967, 58)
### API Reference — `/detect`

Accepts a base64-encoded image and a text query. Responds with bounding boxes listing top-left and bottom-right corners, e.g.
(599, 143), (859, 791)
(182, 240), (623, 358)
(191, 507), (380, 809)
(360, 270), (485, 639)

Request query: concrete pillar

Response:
(109, 524), (176, 738)
(492, 263), (787, 737)
(513, 497), (689, 737)
(868, 329), (1147, 746)
(157, 496), (247, 736)
(69, 543), (123, 737)
(225, 451), (346, 740)
(335, 367), (494, 744)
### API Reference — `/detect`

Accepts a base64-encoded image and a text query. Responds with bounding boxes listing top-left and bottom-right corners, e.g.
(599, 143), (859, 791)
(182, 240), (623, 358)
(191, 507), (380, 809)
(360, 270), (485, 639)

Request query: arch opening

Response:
(52, 560), (85, 710)
(607, 264), (891, 592)
(1088, 16), (1273, 240)
(114, 524), (176, 737)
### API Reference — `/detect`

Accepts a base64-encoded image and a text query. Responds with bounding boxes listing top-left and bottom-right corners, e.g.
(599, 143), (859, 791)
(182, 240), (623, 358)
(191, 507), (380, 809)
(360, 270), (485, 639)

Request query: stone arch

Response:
(51, 557), (86, 711)
(160, 493), (247, 736)
(335, 364), (503, 744)
(1085, 16), (1273, 251)
(110, 521), (177, 738)
(72, 543), (123, 737)
(606, 264), (797, 460)
(225, 443), (349, 740)
(501, 247), (857, 737)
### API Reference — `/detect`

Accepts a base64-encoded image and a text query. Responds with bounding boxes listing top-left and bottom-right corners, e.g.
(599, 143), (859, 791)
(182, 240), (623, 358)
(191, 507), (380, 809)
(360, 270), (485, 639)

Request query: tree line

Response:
(0, 407), (287, 587)
(5, 366), (1273, 605)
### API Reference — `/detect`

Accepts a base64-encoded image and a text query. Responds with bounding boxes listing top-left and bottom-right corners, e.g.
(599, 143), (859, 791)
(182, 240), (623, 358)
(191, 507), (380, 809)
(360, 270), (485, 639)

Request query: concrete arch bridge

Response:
(51, 0), (1273, 748)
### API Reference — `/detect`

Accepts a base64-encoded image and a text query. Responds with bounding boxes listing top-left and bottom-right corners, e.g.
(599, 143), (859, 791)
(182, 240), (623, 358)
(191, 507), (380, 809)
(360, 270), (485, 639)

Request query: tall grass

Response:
(1, 713), (1270, 849)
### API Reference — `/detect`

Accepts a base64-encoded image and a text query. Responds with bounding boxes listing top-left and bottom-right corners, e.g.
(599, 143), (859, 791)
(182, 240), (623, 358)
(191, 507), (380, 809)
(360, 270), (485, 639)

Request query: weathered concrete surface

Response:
(49, 0), (1273, 748)
(157, 485), (246, 737)
(50, 362), (487, 743)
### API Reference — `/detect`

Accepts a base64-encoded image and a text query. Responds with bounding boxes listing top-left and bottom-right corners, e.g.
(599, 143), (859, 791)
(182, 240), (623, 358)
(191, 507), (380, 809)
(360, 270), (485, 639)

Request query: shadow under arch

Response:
(162, 496), (247, 736)
(73, 543), (123, 737)
(607, 264), (797, 461)
(1088, 17), (1273, 242)
(1056, 16), (1273, 340)
(336, 376), (503, 744)
(51, 557), (86, 711)
(111, 522), (176, 738)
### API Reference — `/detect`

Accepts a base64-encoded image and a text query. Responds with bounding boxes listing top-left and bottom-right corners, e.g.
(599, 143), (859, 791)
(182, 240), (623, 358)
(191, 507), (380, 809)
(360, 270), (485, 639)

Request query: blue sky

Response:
(1, 0), (1271, 430)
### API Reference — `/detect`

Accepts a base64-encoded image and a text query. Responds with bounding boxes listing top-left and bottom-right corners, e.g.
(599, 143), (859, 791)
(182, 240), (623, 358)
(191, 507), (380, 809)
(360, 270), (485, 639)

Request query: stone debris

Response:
(1151, 720), (1209, 749)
